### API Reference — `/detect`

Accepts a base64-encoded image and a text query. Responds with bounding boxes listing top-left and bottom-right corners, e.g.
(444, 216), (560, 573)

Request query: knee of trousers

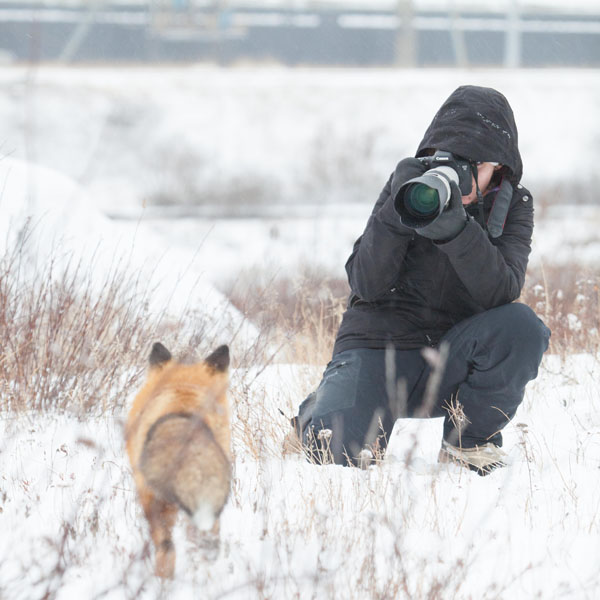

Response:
(497, 303), (551, 356)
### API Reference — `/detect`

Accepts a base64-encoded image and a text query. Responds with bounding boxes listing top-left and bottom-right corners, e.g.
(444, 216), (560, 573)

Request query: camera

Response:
(394, 150), (473, 229)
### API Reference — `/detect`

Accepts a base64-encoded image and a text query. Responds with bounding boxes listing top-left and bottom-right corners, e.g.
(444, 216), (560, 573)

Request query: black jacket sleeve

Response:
(436, 186), (534, 308)
(345, 174), (415, 301)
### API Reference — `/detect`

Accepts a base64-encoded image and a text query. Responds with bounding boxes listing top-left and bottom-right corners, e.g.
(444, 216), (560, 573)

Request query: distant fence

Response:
(1, 3), (599, 66)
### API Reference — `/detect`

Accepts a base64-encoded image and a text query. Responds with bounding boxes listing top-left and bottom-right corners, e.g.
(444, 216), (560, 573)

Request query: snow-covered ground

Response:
(0, 66), (598, 214)
(0, 65), (599, 599)
(1, 355), (599, 599)
(0, 157), (260, 354)
(1, 64), (598, 281)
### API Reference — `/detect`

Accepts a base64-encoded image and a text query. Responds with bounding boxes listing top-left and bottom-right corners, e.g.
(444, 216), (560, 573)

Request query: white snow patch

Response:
(0, 157), (259, 351)
(0, 355), (599, 598)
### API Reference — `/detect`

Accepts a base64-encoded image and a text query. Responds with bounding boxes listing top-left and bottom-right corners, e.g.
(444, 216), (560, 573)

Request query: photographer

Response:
(292, 85), (550, 475)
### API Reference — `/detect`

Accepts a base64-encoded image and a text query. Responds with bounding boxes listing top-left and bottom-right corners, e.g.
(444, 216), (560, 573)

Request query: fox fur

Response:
(126, 342), (231, 578)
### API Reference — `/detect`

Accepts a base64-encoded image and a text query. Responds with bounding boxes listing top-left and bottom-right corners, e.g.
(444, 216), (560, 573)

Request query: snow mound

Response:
(0, 157), (259, 350)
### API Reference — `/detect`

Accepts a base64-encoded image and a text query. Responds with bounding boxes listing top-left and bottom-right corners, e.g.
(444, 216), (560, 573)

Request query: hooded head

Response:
(416, 85), (522, 185)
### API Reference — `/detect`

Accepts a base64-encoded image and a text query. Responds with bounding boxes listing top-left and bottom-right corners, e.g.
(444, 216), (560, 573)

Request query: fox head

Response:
(127, 342), (231, 441)
(148, 342), (230, 373)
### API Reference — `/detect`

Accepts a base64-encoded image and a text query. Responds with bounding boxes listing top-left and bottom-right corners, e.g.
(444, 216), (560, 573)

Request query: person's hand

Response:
(390, 158), (429, 202)
(415, 180), (469, 242)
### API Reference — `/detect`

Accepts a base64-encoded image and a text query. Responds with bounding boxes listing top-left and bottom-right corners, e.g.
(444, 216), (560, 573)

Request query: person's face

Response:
(462, 162), (502, 205)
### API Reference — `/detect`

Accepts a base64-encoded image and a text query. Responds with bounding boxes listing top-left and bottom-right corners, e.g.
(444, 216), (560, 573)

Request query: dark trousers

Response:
(297, 303), (550, 465)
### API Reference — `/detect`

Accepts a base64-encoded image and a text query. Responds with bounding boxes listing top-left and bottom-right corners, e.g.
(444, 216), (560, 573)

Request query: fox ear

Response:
(149, 342), (172, 368)
(205, 345), (229, 372)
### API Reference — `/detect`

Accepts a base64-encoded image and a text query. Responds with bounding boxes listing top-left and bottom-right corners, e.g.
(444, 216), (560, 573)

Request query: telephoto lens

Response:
(394, 165), (459, 229)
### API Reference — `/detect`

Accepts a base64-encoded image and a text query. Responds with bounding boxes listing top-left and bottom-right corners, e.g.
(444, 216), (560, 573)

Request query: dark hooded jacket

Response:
(332, 85), (534, 355)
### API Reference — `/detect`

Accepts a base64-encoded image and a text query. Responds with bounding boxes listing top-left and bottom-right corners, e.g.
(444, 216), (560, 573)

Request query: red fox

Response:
(125, 342), (231, 578)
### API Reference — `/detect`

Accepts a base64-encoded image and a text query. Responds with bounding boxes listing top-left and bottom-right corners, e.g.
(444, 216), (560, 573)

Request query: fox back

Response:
(140, 413), (230, 530)
(125, 342), (231, 578)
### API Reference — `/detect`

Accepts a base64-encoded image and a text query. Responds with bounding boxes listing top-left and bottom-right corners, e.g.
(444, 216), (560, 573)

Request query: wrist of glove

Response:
(415, 181), (469, 242)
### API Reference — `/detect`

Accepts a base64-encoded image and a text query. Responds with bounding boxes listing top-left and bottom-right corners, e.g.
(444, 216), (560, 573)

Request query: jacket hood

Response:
(416, 85), (522, 185)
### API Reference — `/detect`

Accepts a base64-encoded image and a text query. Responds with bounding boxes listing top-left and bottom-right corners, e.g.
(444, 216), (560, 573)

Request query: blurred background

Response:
(0, 0), (599, 355)
(2, 8), (600, 599)
(0, 0), (599, 67)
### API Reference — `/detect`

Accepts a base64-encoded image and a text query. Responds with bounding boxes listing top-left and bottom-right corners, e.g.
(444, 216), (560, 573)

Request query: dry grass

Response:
(0, 229), (145, 413)
(0, 223), (256, 414)
(520, 262), (600, 357)
(223, 264), (348, 367)
(223, 261), (600, 365)
(2, 222), (595, 419)
(1, 217), (599, 599)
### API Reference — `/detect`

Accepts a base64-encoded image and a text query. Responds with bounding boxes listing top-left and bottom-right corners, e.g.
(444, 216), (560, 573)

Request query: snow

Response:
(0, 64), (599, 598)
(0, 156), (259, 352)
(1, 356), (600, 598)
(1, 66), (598, 216)
(1, 64), (599, 278)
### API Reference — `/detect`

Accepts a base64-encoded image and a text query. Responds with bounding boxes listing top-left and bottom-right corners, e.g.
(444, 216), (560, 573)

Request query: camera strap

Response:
(486, 177), (513, 238)
(470, 163), (486, 226)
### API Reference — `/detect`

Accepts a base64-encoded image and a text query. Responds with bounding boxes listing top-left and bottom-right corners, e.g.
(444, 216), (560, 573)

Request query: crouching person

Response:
(292, 85), (550, 475)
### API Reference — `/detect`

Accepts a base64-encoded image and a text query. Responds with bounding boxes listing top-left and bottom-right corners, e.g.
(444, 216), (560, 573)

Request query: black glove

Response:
(415, 180), (469, 242)
(390, 158), (429, 202)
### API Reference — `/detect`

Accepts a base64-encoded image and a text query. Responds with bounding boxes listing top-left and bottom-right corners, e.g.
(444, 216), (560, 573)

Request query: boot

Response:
(438, 439), (507, 476)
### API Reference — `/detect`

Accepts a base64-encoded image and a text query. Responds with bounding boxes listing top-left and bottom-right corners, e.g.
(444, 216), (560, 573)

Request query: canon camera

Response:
(394, 151), (473, 229)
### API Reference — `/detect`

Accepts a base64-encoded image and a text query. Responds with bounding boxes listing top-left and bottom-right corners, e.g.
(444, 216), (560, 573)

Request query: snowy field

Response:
(1, 65), (599, 282)
(1, 65), (600, 599)
(0, 66), (598, 212)
(1, 357), (600, 599)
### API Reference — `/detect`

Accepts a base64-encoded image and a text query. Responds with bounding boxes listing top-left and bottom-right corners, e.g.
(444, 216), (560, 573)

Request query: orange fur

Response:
(125, 343), (231, 578)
